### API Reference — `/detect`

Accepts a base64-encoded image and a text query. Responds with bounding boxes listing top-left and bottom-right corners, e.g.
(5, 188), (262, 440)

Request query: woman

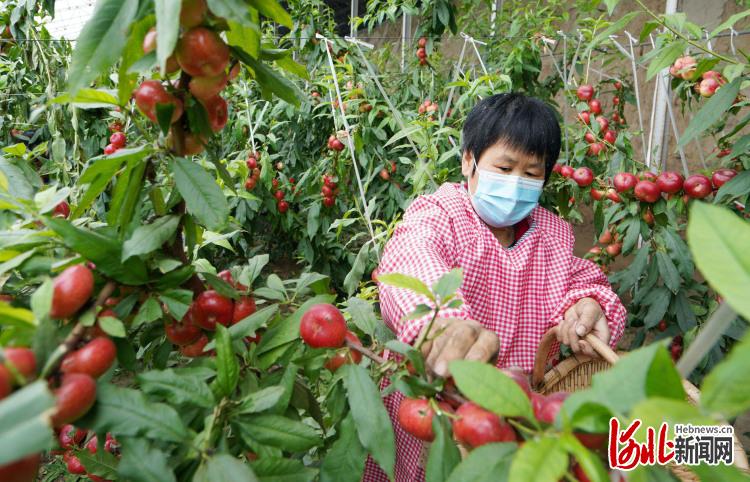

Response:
(364, 93), (627, 481)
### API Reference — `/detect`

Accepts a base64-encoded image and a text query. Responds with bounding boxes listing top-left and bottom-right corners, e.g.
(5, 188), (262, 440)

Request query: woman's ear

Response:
(461, 151), (473, 178)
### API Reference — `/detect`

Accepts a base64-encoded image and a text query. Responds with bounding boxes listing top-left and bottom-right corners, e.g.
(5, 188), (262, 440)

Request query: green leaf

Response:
(425, 415), (461, 482)
(118, 438), (176, 482)
(247, 0), (292, 27)
(307, 202), (320, 239)
(206, 0), (256, 26)
(29, 278), (53, 322)
(98, 315), (127, 337)
(689, 463), (750, 482)
(701, 333), (750, 418)
(679, 78), (742, 148)
(215, 325), (239, 397)
(132, 297), (163, 328)
(74, 147), (150, 218)
(319, 413), (367, 482)
(630, 398), (715, 442)
(603, 0), (620, 15)
(235, 50), (301, 106)
(447, 443), (516, 482)
(642, 286), (671, 328)
(709, 10), (750, 37)
(67, 0), (139, 96)
(0, 381), (55, 465)
(172, 158), (229, 231)
(0, 302), (35, 328)
(687, 202), (750, 320)
(655, 251), (681, 293)
(0, 250), (34, 279)
(227, 17), (260, 59)
(646, 40), (686, 80)
(118, 17), (151, 105)
(275, 55), (309, 80)
(376, 273), (433, 300)
(155, 0), (181, 74)
(138, 369), (215, 408)
(250, 457), (316, 482)
(563, 343), (684, 419)
(122, 215), (180, 261)
(341, 364), (395, 479)
(83, 384), (190, 442)
(343, 243), (369, 296)
(432, 268), (463, 301)
(449, 360), (534, 420)
(235, 415), (321, 452)
(158, 289), (193, 321)
(587, 12), (640, 56)
(45, 218), (148, 285)
(239, 255), (268, 287)
(225, 304), (277, 343)
(621, 216), (641, 255)
(194, 454), (258, 482)
(51, 88), (119, 108)
(344, 298), (378, 337)
(76, 449), (119, 479)
(558, 433), (609, 482)
(236, 386), (285, 414)
(715, 170), (750, 205)
(508, 436), (568, 482)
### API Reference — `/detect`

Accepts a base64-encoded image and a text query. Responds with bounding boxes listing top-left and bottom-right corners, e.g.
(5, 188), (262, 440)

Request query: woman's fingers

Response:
(464, 329), (500, 363)
(430, 323), (479, 377)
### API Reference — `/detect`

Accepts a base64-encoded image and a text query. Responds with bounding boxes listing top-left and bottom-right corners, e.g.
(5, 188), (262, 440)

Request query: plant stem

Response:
(507, 418), (537, 436)
(413, 309), (439, 352)
(40, 281), (117, 379)
(633, 0), (739, 65)
(346, 338), (386, 364)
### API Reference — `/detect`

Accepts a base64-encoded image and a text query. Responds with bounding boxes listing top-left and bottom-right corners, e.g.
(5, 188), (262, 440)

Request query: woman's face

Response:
(461, 141), (546, 195)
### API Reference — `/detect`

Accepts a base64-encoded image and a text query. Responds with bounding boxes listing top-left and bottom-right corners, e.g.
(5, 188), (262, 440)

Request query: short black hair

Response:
(461, 93), (561, 182)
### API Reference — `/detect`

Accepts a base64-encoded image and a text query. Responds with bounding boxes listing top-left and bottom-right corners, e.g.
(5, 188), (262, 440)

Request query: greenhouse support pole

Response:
(612, 32), (648, 162)
(401, 14), (411, 72)
(491, 0), (503, 34)
(347, 36), (422, 159)
(439, 36), (469, 130)
(318, 33), (379, 257)
(648, 0), (679, 171)
(350, 0), (358, 38)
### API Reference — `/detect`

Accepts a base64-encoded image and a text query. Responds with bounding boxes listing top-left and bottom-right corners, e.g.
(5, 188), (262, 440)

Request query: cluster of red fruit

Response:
(556, 165), (739, 204)
(327, 133), (345, 152)
(103, 128), (127, 156)
(396, 368), (604, 478)
(588, 227), (622, 260)
(134, 0), (238, 155)
(379, 161), (397, 181)
(244, 151), (262, 191)
(55, 424), (119, 482)
(165, 270), (258, 357)
(669, 56), (725, 98)
(417, 98), (439, 117)
(49, 266), (118, 426)
(271, 178), (290, 213)
(298, 303), (363, 372)
(320, 174), (339, 208)
(416, 37), (428, 66)
(576, 84), (621, 156)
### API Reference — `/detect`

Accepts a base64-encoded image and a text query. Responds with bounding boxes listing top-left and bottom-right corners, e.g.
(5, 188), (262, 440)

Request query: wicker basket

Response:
(530, 327), (749, 481)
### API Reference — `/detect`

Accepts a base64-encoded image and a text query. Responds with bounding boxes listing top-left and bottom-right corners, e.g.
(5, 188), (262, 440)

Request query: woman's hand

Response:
(557, 297), (610, 356)
(418, 318), (500, 377)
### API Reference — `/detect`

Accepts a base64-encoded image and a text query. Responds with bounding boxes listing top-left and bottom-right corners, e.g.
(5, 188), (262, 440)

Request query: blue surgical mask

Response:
(468, 158), (543, 228)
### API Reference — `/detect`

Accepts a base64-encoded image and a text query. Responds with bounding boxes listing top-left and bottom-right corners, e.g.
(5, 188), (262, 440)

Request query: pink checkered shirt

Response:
(363, 182), (626, 481)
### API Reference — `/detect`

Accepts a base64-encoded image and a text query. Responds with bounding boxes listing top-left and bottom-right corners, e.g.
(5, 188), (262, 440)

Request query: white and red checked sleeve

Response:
(549, 256), (627, 349)
(376, 197), (473, 344)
